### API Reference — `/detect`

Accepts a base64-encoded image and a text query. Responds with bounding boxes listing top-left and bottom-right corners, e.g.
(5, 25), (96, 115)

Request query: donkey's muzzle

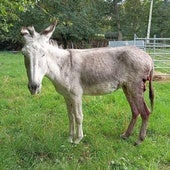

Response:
(28, 82), (41, 95)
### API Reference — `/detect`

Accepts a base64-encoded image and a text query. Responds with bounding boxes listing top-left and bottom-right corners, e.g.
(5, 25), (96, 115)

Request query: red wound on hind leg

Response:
(142, 79), (147, 92)
(142, 76), (151, 92)
(147, 76), (151, 81)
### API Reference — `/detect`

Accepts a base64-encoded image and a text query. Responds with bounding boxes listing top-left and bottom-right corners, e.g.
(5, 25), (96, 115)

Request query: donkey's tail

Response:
(149, 68), (154, 112)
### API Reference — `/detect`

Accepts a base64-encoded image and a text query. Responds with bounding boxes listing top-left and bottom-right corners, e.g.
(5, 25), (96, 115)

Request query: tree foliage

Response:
(0, 0), (170, 49)
(0, 0), (35, 32)
(122, 0), (148, 38)
(35, 0), (106, 47)
(152, 0), (170, 37)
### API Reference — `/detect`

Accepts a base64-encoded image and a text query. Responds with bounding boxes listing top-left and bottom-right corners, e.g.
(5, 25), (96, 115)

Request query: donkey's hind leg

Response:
(121, 86), (139, 139)
(134, 100), (150, 145)
(130, 84), (151, 145)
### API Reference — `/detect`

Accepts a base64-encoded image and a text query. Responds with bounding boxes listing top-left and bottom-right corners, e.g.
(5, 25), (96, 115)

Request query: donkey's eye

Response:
(42, 54), (45, 58)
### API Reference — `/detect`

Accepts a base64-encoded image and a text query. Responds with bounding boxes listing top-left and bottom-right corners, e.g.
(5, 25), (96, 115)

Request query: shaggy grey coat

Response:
(21, 22), (154, 145)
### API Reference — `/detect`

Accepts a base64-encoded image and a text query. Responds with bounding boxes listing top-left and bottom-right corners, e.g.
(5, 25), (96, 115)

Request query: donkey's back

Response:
(70, 46), (153, 95)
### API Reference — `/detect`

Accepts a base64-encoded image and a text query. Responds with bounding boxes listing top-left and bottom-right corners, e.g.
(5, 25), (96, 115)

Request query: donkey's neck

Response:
(46, 48), (72, 92)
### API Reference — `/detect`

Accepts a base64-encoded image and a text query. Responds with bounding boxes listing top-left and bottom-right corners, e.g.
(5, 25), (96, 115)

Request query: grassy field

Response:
(0, 52), (170, 170)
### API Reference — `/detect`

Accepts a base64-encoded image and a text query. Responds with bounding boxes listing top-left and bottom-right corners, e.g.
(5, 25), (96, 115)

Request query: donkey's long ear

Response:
(41, 21), (57, 39)
(27, 26), (38, 37)
(21, 26), (37, 41)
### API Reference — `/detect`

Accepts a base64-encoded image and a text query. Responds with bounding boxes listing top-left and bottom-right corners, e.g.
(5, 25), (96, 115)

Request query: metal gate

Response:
(134, 35), (170, 76)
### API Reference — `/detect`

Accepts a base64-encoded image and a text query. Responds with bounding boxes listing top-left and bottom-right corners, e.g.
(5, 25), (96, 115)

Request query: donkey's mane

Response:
(49, 39), (63, 49)
(49, 39), (59, 48)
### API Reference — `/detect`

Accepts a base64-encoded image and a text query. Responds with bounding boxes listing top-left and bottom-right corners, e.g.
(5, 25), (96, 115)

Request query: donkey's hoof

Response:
(121, 133), (129, 140)
(68, 137), (74, 143)
(134, 141), (141, 146)
(74, 137), (83, 144)
(134, 137), (144, 146)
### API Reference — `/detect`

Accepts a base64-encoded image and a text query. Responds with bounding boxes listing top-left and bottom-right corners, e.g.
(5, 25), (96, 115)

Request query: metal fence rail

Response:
(134, 35), (170, 76)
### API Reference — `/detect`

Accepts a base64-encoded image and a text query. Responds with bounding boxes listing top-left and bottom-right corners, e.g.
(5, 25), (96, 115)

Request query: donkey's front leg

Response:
(73, 96), (83, 144)
(65, 99), (76, 143)
(65, 96), (83, 144)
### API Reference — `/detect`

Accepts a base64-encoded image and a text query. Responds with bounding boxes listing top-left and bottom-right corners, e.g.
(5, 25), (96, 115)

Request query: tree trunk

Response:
(114, 1), (123, 41)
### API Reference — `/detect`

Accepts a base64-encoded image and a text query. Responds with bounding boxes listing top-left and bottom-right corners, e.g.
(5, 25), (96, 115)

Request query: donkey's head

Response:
(21, 21), (57, 95)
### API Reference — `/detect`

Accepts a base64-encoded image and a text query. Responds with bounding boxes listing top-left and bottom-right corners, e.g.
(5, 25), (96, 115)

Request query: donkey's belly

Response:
(83, 81), (120, 95)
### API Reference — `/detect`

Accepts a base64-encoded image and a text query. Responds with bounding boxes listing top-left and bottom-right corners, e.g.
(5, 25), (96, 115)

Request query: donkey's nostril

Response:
(28, 82), (41, 95)
(28, 83), (40, 91)
(32, 84), (37, 90)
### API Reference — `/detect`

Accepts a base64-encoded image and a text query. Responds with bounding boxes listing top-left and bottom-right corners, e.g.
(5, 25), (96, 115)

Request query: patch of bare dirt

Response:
(153, 71), (170, 81)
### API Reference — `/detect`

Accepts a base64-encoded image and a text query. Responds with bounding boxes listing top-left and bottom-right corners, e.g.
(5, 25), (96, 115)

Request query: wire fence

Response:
(134, 35), (170, 76)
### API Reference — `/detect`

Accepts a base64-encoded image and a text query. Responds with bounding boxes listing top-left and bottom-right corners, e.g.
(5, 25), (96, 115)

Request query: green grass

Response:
(0, 52), (170, 170)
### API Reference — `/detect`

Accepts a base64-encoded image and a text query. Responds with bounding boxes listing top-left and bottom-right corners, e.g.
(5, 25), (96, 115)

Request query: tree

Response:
(34, 0), (106, 48)
(104, 0), (124, 40)
(1, 0), (170, 50)
(0, 0), (35, 33)
(122, 0), (149, 39)
(152, 0), (170, 37)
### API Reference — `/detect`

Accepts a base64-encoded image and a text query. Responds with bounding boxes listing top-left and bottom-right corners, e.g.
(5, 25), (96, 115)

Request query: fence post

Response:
(134, 34), (137, 46)
(153, 35), (156, 59)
